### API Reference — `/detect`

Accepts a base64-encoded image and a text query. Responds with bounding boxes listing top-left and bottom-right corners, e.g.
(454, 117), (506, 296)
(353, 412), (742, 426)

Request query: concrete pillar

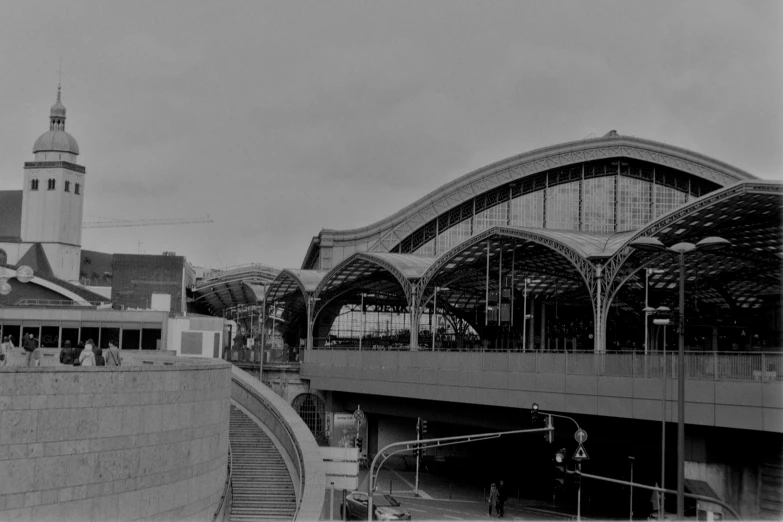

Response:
(712, 327), (719, 351)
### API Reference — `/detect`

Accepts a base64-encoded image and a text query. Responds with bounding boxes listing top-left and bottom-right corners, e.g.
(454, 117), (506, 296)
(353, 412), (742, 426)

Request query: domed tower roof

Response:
(33, 85), (79, 155)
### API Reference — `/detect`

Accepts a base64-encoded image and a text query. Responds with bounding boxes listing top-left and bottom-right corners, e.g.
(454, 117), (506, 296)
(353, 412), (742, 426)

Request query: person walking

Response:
(497, 480), (506, 518)
(59, 340), (75, 365)
(488, 483), (499, 518)
(105, 340), (122, 366)
(79, 339), (96, 367)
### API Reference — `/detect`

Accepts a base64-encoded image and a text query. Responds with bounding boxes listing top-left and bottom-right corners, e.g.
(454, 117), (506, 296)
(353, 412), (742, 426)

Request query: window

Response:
(31, 179), (39, 191)
(47, 179), (56, 191)
(64, 180), (70, 192)
(74, 183), (80, 195)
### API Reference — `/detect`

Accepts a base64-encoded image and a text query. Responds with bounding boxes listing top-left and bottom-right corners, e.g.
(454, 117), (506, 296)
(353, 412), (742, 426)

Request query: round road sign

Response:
(353, 409), (365, 423)
(574, 429), (588, 444)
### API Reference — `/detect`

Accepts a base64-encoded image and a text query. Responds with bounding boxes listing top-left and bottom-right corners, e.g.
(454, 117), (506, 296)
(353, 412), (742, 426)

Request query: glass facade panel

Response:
(546, 181), (580, 231)
(653, 185), (688, 219)
(617, 177), (651, 232)
(582, 177), (615, 233)
(510, 191), (544, 228)
(474, 204), (508, 234)
(436, 221), (472, 254)
(414, 238), (435, 257)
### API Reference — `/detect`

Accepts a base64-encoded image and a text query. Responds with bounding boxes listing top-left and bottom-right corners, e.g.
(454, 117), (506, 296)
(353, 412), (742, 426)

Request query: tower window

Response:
(64, 180), (70, 192)
(47, 179), (56, 191)
(75, 183), (81, 195)
(31, 179), (39, 191)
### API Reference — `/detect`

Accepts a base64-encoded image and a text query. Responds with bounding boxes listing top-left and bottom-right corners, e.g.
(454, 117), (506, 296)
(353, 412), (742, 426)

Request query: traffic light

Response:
(531, 403), (540, 426)
(420, 419), (428, 436)
(553, 448), (567, 492)
(356, 437), (363, 453)
(572, 469), (581, 488)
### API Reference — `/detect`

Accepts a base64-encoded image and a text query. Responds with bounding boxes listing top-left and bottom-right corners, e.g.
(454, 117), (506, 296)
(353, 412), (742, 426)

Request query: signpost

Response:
(572, 429), (589, 522)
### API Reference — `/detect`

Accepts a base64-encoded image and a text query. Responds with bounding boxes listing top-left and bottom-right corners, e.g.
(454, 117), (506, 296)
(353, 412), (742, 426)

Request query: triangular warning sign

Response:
(573, 444), (589, 461)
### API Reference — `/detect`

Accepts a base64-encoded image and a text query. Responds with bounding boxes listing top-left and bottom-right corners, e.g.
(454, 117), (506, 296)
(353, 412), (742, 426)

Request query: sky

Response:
(0, 1), (781, 270)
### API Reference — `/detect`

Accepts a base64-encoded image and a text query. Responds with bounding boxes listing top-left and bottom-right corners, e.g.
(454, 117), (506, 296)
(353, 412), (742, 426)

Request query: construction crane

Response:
(83, 215), (213, 229)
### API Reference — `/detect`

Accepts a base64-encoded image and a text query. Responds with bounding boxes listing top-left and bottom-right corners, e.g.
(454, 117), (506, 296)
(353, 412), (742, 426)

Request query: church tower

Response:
(20, 85), (85, 282)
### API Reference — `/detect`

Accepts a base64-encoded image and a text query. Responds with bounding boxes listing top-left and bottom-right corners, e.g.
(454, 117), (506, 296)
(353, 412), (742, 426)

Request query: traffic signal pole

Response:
(367, 426), (553, 522)
(570, 469), (740, 520)
(414, 418), (421, 497)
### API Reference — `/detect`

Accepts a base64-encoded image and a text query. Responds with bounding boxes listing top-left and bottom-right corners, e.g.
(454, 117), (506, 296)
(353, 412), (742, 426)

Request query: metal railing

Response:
(13, 298), (109, 307)
(307, 348), (783, 383)
(213, 445), (232, 522)
(223, 346), (299, 365)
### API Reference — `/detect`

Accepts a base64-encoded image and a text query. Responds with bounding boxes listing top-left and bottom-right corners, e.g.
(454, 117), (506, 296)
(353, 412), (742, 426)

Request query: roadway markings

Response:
(391, 470), (434, 499)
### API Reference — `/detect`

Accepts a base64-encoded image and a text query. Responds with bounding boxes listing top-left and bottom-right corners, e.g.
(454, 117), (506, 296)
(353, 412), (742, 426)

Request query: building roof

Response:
(32, 86), (79, 155)
(0, 191), (22, 241)
(33, 130), (80, 154)
(303, 133), (761, 268)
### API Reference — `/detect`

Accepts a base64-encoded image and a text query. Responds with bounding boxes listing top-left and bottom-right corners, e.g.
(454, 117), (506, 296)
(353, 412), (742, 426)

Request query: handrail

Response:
(213, 444), (232, 521)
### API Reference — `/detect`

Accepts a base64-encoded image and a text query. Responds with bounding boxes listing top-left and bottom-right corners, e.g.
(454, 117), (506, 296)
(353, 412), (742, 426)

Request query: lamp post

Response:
(432, 287), (448, 350)
(0, 265), (35, 295)
(630, 236), (730, 517)
(653, 306), (671, 520)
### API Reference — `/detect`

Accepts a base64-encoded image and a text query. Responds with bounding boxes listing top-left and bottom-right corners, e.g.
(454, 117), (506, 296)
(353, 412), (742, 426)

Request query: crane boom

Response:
(83, 215), (213, 228)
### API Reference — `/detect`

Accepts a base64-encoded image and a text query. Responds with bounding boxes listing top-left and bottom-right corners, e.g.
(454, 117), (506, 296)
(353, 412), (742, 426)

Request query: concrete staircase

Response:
(229, 406), (297, 521)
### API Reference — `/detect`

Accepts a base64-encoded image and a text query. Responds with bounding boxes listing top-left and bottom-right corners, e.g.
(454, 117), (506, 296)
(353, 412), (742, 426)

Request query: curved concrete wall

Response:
(0, 354), (231, 522)
(231, 366), (325, 522)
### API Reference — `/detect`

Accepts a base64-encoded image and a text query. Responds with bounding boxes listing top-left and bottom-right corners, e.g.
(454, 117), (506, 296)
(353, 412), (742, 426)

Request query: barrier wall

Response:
(0, 354), (231, 522)
(231, 366), (325, 522)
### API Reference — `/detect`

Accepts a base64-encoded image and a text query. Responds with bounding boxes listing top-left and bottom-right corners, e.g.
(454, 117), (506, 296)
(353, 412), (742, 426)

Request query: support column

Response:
(594, 264), (605, 352)
(410, 285), (419, 351)
(712, 327), (719, 352)
(540, 300), (546, 352)
(306, 293), (313, 351)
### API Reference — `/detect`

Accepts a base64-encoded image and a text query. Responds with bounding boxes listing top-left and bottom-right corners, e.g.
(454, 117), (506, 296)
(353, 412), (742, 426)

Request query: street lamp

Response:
(432, 287), (449, 350)
(0, 265), (35, 295)
(630, 236), (730, 517)
(653, 306), (671, 521)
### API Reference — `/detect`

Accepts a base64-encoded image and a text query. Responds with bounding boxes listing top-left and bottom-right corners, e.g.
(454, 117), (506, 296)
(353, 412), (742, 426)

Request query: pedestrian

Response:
(79, 339), (96, 366)
(94, 342), (105, 366)
(488, 483), (499, 518)
(0, 336), (9, 367)
(105, 340), (122, 366)
(497, 480), (506, 518)
(23, 333), (41, 366)
(73, 341), (85, 365)
(59, 340), (75, 365)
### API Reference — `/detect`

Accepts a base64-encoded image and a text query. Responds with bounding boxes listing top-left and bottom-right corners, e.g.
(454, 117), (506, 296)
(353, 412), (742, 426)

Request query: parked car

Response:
(340, 491), (412, 520)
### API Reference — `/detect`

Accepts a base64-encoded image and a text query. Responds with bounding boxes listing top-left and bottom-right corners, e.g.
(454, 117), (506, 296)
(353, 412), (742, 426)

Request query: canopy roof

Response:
(266, 269), (328, 302)
(193, 263), (280, 314)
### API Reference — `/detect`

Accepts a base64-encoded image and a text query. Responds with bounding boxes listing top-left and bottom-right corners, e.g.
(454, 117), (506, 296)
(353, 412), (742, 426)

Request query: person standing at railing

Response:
(0, 336), (10, 367)
(24, 333), (41, 367)
(59, 340), (75, 365)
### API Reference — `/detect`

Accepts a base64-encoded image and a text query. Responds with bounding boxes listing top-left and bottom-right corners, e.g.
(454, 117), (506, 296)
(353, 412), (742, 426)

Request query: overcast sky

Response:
(0, 1), (780, 270)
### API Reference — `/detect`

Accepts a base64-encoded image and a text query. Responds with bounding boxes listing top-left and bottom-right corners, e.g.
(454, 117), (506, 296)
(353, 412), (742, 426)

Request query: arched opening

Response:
(291, 393), (327, 445)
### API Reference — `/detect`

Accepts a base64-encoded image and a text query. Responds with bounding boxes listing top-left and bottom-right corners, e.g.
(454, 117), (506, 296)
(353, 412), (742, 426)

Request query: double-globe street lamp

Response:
(652, 306), (671, 520)
(630, 236), (730, 518)
(0, 265), (35, 295)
